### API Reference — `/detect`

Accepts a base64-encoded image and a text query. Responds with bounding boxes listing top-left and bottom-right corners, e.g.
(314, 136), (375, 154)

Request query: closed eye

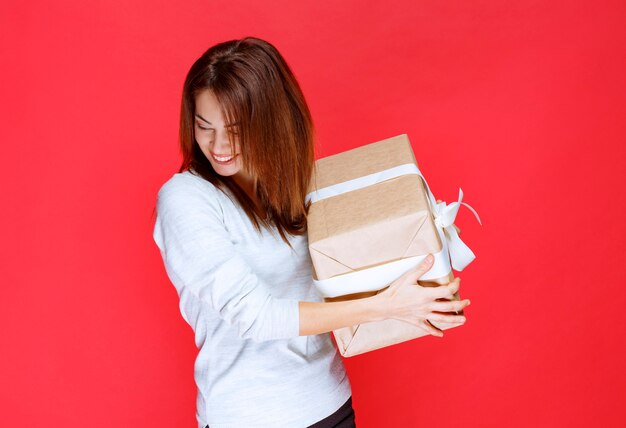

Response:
(196, 123), (212, 131)
(195, 122), (238, 135)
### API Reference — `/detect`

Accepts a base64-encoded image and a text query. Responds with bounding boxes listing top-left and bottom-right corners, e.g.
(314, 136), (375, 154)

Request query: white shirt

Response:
(152, 169), (352, 428)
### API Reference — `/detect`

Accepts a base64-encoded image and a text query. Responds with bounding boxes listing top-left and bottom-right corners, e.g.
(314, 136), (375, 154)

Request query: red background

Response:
(2, 1), (625, 426)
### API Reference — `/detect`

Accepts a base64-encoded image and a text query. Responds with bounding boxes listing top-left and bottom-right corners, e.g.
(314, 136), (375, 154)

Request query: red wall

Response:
(2, 1), (625, 426)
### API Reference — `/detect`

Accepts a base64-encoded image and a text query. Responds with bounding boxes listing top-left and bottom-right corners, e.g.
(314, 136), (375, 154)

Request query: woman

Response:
(152, 36), (470, 428)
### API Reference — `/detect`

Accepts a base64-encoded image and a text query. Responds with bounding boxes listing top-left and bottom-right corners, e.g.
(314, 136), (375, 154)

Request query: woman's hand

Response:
(374, 254), (471, 337)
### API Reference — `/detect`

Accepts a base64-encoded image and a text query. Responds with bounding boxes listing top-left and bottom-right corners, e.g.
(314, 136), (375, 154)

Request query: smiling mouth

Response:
(212, 153), (238, 164)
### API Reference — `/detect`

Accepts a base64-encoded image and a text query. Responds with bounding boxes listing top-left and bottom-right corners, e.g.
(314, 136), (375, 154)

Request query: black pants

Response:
(308, 396), (356, 428)
(204, 396), (356, 428)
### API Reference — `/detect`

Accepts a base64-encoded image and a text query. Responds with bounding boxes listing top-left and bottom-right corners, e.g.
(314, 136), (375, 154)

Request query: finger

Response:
(418, 319), (443, 337)
(429, 299), (471, 313)
(426, 278), (460, 299)
(432, 319), (466, 326)
(404, 254), (435, 283)
(427, 313), (466, 324)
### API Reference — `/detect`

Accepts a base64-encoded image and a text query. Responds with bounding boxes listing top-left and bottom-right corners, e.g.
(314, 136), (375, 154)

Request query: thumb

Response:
(404, 254), (435, 283)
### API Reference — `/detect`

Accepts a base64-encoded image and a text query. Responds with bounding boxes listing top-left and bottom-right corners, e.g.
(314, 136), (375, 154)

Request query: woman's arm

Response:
(299, 256), (470, 337)
(299, 296), (384, 337)
(154, 176), (301, 342)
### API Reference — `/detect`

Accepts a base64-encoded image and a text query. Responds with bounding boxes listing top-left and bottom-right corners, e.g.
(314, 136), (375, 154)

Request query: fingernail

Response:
(466, 300), (471, 305)
(425, 254), (433, 263)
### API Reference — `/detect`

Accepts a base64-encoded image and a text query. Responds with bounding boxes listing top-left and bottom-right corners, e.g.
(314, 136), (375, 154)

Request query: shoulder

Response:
(157, 170), (219, 198)
(156, 170), (224, 212)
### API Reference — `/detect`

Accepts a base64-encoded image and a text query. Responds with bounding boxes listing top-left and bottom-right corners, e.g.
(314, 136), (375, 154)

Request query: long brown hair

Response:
(178, 37), (316, 247)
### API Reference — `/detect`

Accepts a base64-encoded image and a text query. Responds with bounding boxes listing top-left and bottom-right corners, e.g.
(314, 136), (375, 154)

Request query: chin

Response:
(213, 169), (237, 177)
(212, 165), (240, 176)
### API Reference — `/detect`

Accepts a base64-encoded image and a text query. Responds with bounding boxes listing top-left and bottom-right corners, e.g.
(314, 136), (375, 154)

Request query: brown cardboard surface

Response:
(308, 175), (442, 280)
(309, 134), (418, 189)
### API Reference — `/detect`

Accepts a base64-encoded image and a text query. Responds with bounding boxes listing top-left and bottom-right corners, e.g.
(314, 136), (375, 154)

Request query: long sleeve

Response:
(152, 176), (301, 342)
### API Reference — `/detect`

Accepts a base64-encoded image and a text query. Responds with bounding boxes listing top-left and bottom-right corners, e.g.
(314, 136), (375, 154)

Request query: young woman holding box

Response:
(152, 36), (470, 428)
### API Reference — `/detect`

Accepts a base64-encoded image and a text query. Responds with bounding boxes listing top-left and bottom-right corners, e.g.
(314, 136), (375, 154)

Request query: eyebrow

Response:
(195, 114), (239, 127)
(195, 114), (212, 125)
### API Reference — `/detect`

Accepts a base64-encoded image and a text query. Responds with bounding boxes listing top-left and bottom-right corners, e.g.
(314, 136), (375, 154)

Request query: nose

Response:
(213, 129), (234, 154)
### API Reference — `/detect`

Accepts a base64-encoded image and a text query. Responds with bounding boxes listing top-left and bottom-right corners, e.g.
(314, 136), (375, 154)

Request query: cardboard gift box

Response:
(305, 134), (481, 357)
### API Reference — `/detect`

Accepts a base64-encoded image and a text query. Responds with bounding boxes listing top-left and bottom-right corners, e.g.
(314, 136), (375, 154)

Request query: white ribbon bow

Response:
(431, 188), (482, 271)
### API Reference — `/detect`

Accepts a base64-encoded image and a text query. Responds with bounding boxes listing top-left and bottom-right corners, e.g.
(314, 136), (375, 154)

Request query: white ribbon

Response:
(306, 162), (481, 297)
(306, 164), (421, 204)
(431, 188), (482, 271)
(312, 249), (452, 298)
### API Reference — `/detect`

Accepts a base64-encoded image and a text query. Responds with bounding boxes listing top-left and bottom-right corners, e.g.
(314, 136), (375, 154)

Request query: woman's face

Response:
(194, 89), (251, 184)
